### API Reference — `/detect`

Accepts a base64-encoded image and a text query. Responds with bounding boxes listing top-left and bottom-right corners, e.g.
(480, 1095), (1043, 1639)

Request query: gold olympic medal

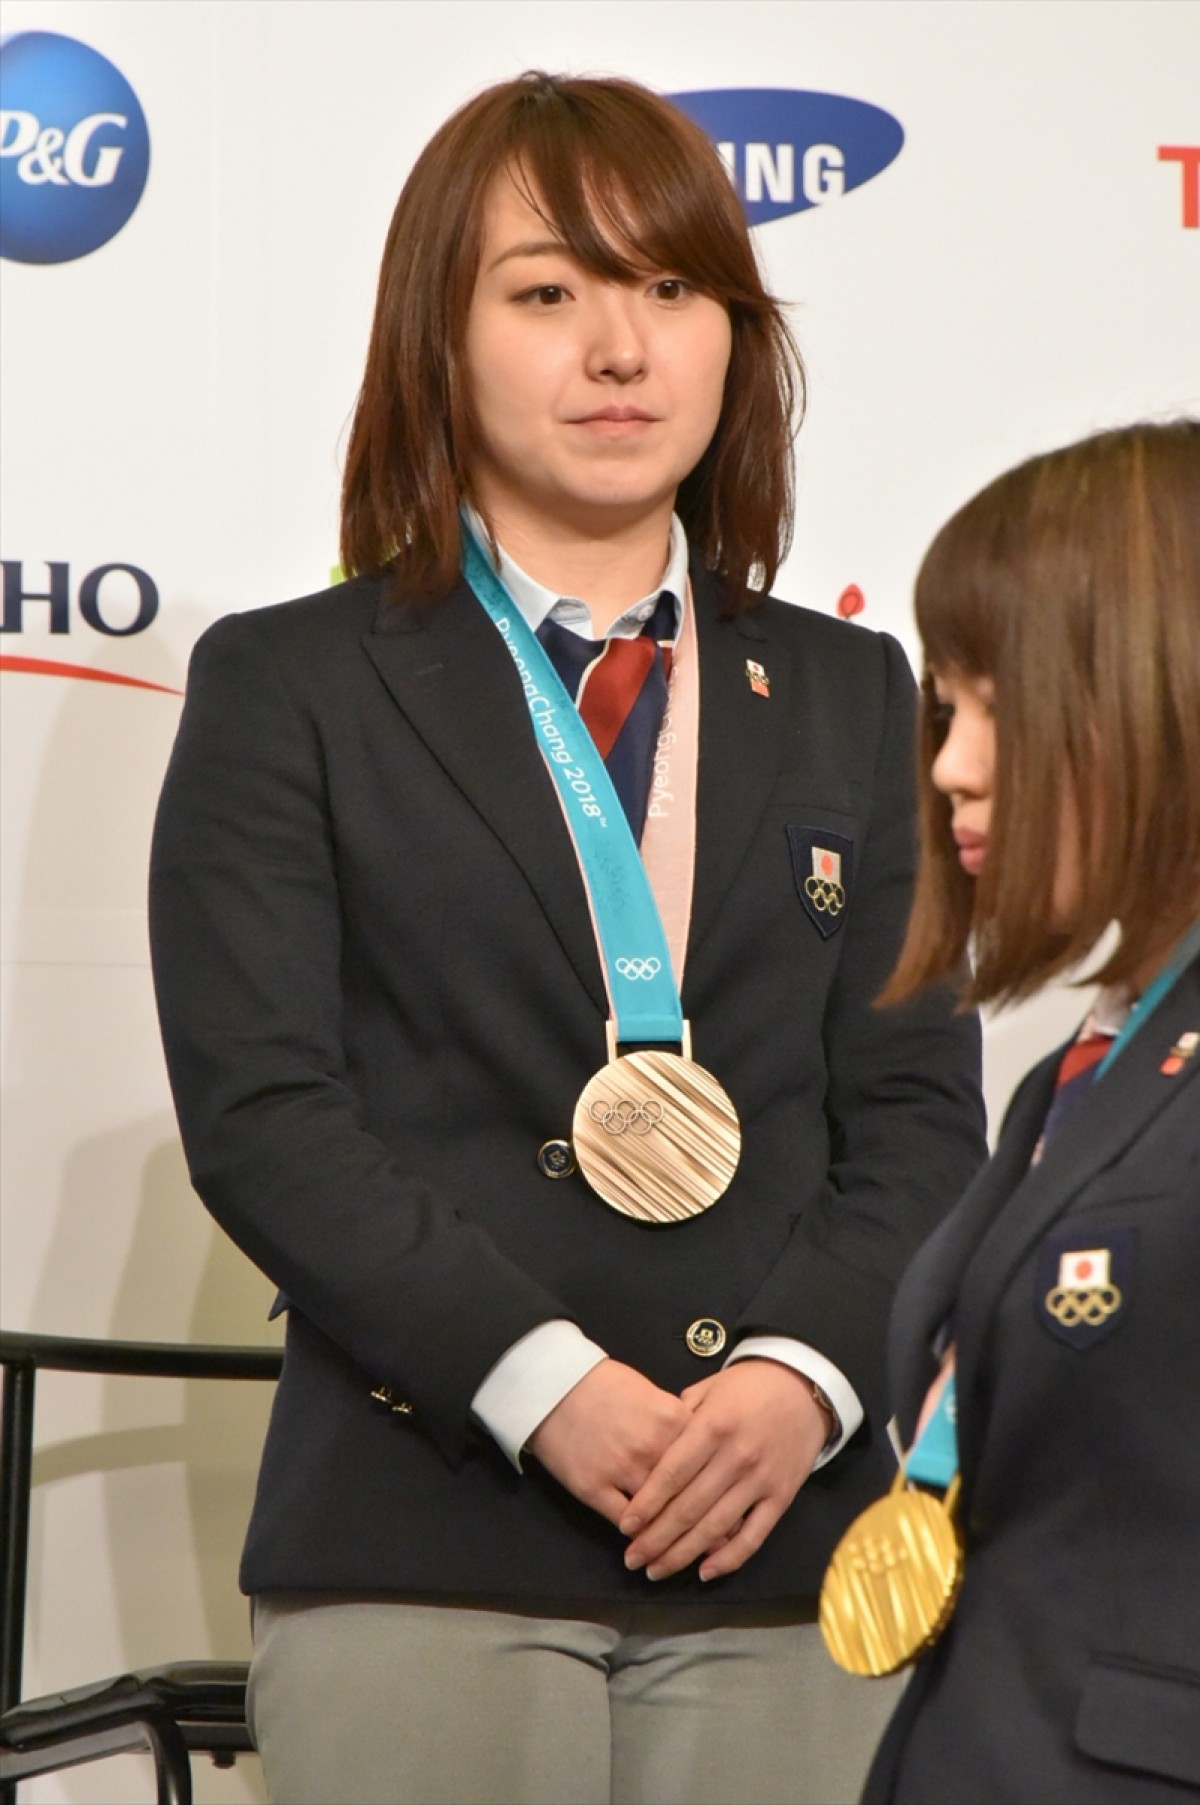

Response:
(572, 1049), (741, 1224)
(819, 1475), (964, 1677)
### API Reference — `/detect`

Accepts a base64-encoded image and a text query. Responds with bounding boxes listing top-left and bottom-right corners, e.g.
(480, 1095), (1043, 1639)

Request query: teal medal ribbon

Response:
(461, 520), (741, 1225)
(904, 1371), (959, 1490)
(1096, 920), (1200, 1076)
(461, 523), (684, 1048)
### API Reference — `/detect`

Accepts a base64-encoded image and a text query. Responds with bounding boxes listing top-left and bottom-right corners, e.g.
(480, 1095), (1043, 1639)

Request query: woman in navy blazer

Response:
(861, 420), (1200, 1803)
(150, 72), (985, 1804)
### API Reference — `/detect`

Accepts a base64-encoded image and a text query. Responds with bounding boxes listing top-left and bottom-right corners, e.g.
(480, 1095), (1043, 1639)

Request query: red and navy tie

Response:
(537, 592), (677, 843)
(1034, 1027), (1113, 1160)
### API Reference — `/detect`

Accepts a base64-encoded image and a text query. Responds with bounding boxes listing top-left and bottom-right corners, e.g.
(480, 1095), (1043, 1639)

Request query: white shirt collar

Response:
(462, 505), (688, 641)
(1085, 985), (1133, 1042)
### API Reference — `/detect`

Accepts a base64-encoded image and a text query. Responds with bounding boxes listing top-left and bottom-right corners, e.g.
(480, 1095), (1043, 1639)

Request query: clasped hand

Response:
(527, 1357), (829, 1583)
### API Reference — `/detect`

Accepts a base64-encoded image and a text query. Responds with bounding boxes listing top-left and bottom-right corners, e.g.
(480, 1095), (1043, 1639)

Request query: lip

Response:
(952, 827), (988, 876)
(572, 406), (659, 424)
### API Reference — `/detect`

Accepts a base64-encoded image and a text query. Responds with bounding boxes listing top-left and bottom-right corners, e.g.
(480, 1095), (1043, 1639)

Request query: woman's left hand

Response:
(618, 1359), (831, 1582)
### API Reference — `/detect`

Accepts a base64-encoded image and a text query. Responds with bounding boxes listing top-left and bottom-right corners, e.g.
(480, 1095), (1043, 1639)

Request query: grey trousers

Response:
(249, 1592), (903, 1805)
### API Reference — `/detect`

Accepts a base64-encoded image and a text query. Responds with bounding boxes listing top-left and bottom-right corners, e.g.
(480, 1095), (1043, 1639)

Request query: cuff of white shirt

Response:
(471, 1320), (608, 1472)
(725, 1336), (862, 1467)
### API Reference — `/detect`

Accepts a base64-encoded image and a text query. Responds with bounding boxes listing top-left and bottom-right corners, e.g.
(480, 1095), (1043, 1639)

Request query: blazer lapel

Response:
(888, 1057), (1058, 1439)
(952, 956), (1200, 1498)
(362, 580), (607, 1018)
(687, 564), (792, 972)
(363, 564), (798, 1025)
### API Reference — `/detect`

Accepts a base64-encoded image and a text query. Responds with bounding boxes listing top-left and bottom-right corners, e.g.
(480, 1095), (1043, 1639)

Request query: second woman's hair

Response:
(340, 71), (802, 606)
(885, 418), (1200, 1008)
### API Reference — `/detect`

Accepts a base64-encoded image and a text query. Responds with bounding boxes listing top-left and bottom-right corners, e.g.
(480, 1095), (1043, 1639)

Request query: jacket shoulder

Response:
(695, 562), (912, 680)
(756, 589), (910, 676)
(198, 572), (388, 654)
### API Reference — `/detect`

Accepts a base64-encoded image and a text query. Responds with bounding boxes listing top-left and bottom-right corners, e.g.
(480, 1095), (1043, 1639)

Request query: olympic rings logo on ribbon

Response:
(588, 1099), (666, 1137)
(615, 956), (662, 980)
(804, 876), (846, 914)
(1045, 1283), (1123, 1327)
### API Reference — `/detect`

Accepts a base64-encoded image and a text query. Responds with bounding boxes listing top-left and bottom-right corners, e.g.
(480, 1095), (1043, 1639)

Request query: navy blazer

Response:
(149, 560), (985, 1605)
(865, 955), (1200, 1802)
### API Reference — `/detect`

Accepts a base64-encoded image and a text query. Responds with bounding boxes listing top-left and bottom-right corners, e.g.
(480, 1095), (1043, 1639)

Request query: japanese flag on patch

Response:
(811, 847), (842, 885)
(1058, 1248), (1111, 1288)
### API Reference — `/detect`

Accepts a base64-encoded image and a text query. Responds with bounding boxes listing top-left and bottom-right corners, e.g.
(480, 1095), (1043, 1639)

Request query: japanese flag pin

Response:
(745, 659), (770, 697)
(1161, 1030), (1199, 1077)
(1058, 1247), (1111, 1289)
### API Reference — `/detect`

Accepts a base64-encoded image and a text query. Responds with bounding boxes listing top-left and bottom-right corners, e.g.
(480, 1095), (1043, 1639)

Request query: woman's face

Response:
(930, 664), (1084, 914)
(929, 668), (995, 878)
(463, 166), (733, 539)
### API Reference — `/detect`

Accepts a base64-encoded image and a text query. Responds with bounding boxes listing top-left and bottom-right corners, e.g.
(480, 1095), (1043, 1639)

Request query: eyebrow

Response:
(485, 238), (571, 273)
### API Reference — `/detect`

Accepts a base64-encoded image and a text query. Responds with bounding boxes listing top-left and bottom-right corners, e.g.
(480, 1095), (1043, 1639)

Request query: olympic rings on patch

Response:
(804, 876), (846, 914)
(1045, 1283), (1122, 1327)
(615, 956), (663, 980)
(588, 1099), (666, 1137)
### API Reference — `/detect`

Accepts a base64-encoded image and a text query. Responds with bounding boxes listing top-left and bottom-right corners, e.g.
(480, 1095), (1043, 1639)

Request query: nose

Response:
(931, 711), (991, 802)
(584, 285), (648, 382)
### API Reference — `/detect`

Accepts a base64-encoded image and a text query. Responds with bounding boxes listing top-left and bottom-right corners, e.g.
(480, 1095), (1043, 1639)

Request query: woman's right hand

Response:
(527, 1359), (691, 1527)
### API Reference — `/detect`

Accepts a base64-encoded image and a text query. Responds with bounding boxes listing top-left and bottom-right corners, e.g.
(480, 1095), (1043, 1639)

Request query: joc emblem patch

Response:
(788, 827), (853, 938)
(1037, 1227), (1135, 1348)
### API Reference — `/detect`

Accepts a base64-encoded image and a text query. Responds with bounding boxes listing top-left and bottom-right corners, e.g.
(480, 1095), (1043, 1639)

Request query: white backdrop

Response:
(1, 2), (1196, 1798)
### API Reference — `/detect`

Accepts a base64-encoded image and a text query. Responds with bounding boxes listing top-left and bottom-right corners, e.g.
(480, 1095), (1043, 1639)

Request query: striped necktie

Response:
(1033, 1027), (1114, 1162)
(536, 591), (677, 843)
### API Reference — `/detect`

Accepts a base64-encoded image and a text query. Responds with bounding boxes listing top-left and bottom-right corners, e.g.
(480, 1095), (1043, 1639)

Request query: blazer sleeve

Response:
(736, 630), (988, 1438)
(149, 611), (573, 1465)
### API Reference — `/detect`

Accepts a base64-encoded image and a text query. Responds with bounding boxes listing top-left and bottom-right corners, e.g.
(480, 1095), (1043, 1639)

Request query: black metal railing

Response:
(0, 1330), (282, 1804)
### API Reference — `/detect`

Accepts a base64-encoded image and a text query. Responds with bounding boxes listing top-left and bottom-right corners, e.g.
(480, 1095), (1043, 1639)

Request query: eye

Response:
(650, 277), (692, 303)
(517, 284), (569, 307)
(931, 700), (955, 735)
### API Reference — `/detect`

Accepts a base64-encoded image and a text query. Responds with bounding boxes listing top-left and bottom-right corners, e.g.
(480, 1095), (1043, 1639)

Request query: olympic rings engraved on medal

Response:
(848, 1533), (910, 1579)
(1045, 1283), (1123, 1326)
(804, 875), (846, 914)
(587, 1098), (666, 1137)
(615, 956), (662, 981)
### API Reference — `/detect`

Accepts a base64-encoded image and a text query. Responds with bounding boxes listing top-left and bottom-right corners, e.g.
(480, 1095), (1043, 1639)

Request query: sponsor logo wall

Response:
(669, 87), (904, 224)
(1159, 143), (1200, 227)
(0, 29), (150, 263)
(1, 5), (1195, 1799)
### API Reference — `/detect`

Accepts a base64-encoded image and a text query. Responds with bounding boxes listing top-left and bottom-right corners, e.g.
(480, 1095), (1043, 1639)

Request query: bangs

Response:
(914, 471), (1038, 679)
(500, 83), (764, 305)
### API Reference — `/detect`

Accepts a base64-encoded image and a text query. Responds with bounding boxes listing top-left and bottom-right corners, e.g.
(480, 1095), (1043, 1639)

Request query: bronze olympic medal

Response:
(572, 1049), (741, 1224)
(819, 1478), (964, 1677)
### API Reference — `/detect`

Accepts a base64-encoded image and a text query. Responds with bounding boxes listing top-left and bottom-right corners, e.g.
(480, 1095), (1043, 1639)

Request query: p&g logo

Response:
(669, 89), (904, 226)
(0, 31), (150, 264)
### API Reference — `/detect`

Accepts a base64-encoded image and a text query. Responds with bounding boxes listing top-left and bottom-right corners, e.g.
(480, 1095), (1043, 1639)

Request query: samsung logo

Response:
(670, 88), (904, 225)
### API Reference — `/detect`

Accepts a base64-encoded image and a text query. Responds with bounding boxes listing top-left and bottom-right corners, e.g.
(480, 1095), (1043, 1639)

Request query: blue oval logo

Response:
(669, 88), (904, 226)
(0, 31), (151, 264)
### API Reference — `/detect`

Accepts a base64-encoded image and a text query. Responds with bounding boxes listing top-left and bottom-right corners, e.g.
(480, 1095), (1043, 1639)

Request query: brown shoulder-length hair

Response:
(340, 71), (802, 607)
(883, 419), (1200, 1010)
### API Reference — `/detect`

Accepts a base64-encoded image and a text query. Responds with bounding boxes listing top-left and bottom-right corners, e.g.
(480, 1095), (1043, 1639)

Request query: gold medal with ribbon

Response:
(819, 1468), (964, 1675)
(821, 1352), (964, 1675)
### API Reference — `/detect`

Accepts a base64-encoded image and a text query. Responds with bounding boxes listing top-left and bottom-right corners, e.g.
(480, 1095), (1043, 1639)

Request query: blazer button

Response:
(685, 1319), (727, 1358)
(537, 1139), (577, 1179)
